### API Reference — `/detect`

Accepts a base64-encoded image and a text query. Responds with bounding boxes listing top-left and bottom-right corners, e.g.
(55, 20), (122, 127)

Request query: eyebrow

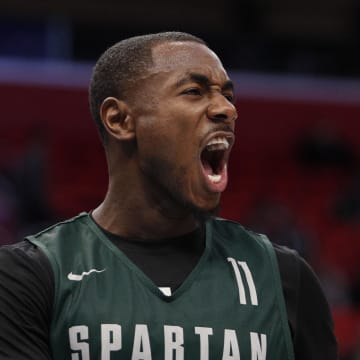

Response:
(175, 72), (234, 92)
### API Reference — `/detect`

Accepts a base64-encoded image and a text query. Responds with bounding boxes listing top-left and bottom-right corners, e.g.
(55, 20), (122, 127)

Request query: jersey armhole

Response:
(260, 234), (296, 360)
(26, 236), (60, 314)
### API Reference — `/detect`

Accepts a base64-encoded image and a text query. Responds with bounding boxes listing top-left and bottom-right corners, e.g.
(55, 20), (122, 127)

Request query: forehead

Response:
(148, 41), (230, 85)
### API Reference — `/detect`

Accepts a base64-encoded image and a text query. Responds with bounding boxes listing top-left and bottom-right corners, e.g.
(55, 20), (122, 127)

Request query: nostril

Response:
(210, 113), (228, 122)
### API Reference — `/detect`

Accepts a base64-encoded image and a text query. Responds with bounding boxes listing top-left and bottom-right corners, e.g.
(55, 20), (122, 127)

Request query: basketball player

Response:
(0, 32), (337, 359)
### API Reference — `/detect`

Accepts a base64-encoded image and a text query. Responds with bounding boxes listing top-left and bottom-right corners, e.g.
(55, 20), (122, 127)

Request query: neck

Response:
(94, 142), (205, 239)
(92, 173), (199, 240)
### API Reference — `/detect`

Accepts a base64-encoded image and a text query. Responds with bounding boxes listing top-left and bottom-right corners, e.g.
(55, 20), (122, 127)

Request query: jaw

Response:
(169, 132), (234, 215)
(133, 132), (233, 222)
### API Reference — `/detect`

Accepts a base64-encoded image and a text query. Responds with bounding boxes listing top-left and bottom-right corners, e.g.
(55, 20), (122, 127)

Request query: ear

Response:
(100, 97), (135, 141)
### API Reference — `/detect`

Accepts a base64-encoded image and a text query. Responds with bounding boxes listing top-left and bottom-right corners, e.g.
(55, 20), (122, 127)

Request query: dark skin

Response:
(92, 41), (238, 239)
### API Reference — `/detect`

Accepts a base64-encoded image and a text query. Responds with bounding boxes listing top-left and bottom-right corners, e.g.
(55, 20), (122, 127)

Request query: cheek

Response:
(136, 115), (190, 162)
(137, 125), (173, 161)
(134, 103), (204, 185)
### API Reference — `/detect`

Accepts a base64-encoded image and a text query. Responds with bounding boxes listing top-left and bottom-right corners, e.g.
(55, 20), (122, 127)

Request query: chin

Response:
(190, 200), (221, 223)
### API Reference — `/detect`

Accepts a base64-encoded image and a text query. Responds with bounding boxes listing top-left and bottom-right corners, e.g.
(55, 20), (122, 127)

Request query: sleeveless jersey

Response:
(27, 213), (295, 360)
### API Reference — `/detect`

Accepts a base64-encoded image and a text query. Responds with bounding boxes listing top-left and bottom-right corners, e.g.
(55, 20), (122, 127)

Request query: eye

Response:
(182, 88), (202, 96)
(224, 93), (234, 103)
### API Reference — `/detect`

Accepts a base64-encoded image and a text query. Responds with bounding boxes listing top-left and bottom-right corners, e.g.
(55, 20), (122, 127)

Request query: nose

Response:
(207, 95), (238, 124)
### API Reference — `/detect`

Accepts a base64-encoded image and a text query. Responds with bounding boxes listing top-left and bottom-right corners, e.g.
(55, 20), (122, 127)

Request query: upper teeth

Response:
(206, 137), (229, 151)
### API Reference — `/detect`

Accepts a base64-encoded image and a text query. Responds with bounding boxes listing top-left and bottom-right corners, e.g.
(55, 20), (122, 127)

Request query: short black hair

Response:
(89, 31), (207, 144)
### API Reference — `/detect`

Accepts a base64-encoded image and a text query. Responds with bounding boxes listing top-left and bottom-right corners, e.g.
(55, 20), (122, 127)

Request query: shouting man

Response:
(0, 32), (337, 359)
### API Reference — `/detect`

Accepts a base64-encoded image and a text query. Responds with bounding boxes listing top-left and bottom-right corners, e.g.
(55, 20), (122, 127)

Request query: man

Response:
(0, 32), (337, 359)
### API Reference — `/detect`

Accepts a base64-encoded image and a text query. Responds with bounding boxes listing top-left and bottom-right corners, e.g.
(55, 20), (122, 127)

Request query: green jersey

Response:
(28, 213), (295, 360)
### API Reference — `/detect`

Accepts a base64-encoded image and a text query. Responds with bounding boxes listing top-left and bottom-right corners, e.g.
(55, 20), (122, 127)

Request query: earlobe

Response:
(100, 97), (135, 141)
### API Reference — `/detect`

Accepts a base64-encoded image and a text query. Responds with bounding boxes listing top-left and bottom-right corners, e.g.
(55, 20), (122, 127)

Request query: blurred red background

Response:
(0, 77), (359, 358)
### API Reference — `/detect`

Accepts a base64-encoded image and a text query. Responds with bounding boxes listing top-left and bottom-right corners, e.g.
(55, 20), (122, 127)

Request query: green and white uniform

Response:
(28, 213), (295, 360)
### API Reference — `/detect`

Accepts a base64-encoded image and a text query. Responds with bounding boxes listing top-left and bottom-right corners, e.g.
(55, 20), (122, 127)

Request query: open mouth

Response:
(200, 135), (232, 191)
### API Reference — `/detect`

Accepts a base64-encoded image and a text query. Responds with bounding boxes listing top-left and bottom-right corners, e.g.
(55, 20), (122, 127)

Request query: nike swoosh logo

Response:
(67, 268), (106, 281)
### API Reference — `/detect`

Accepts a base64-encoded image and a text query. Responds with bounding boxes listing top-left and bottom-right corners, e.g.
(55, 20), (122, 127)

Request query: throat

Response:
(94, 178), (201, 239)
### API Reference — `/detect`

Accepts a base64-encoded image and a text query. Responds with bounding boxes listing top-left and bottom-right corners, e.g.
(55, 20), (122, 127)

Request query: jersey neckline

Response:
(83, 212), (213, 302)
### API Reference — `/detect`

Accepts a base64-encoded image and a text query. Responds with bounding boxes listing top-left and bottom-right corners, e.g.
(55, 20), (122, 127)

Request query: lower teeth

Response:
(208, 174), (221, 183)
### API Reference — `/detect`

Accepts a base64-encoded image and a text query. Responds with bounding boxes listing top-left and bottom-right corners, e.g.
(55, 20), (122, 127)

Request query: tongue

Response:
(201, 162), (228, 193)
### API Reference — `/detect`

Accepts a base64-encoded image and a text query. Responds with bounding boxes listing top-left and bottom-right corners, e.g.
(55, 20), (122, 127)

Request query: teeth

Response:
(208, 174), (222, 183)
(206, 137), (229, 151)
